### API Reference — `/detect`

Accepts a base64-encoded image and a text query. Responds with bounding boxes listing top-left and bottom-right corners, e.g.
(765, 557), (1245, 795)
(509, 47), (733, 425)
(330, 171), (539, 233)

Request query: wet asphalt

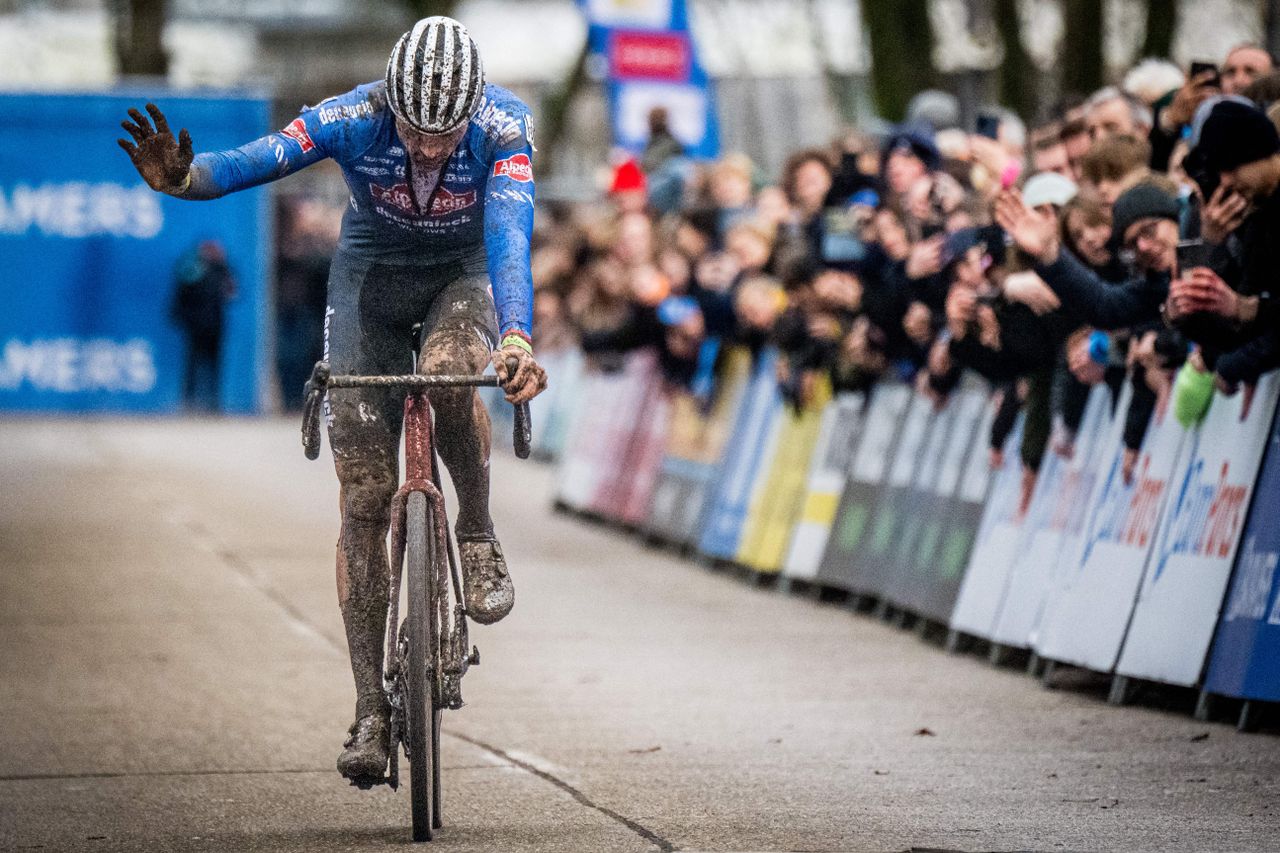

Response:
(2, 417), (1278, 853)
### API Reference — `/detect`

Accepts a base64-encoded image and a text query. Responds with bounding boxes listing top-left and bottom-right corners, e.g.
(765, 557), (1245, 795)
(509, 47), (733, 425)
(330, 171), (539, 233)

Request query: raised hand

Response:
(117, 103), (194, 194)
(994, 188), (1060, 264)
(1200, 185), (1248, 245)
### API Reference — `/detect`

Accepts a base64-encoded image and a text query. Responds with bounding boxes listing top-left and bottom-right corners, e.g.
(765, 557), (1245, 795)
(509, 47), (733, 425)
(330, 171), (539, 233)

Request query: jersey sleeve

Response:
(483, 111), (536, 343)
(183, 110), (330, 200)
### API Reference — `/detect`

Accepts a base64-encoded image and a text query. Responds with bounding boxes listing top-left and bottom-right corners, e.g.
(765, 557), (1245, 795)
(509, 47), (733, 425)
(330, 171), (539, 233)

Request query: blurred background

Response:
(0, 0), (1276, 416)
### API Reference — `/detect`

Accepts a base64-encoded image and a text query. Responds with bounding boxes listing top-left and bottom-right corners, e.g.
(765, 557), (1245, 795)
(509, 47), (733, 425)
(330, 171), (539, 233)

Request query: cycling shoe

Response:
(337, 713), (389, 785)
(458, 536), (514, 624)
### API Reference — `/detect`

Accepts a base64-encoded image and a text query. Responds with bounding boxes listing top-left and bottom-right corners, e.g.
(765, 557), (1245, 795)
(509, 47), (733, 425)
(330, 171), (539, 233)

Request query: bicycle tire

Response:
(406, 490), (439, 841)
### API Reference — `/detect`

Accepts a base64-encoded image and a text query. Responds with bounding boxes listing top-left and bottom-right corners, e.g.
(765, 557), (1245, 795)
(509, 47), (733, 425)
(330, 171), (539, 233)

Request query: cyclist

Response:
(117, 16), (547, 784)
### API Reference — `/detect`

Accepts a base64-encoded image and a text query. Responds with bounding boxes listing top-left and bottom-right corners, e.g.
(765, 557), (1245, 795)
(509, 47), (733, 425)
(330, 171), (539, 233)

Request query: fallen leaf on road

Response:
(627, 746), (662, 754)
(914, 727), (936, 736)
(873, 769), (890, 776)
(1189, 732), (1210, 742)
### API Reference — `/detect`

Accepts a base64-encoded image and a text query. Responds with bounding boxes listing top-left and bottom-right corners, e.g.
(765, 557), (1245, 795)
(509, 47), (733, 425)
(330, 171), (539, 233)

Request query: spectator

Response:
(1221, 43), (1275, 96)
(1084, 86), (1153, 141)
(1080, 134), (1152, 204)
(171, 239), (236, 413)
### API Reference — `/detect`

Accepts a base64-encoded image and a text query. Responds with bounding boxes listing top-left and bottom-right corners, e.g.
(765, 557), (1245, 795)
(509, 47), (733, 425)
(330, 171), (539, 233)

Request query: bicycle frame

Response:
(300, 358), (529, 830)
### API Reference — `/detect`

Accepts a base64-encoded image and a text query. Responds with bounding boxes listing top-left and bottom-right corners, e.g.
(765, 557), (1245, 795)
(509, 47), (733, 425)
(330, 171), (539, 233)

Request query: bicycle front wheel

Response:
(406, 490), (442, 841)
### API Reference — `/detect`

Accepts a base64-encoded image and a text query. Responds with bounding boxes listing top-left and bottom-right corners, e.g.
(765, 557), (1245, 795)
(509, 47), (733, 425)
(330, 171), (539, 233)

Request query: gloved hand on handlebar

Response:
(491, 334), (548, 405)
(117, 103), (194, 196)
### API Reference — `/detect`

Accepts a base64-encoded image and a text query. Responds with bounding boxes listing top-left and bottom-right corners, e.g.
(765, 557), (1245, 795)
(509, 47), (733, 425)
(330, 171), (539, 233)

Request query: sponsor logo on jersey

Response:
(369, 182), (414, 213)
(354, 164), (389, 176)
(489, 188), (534, 206)
(428, 187), (477, 216)
(473, 97), (523, 145)
(280, 119), (316, 153)
(492, 154), (533, 183)
(368, 183), (477, 216)
(317, 101), (375, 125)
(524, 114), (537, 152)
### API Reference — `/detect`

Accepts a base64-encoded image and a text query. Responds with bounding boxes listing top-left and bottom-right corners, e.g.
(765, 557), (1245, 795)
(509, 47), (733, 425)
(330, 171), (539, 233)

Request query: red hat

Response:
(609, 158), (647, 195)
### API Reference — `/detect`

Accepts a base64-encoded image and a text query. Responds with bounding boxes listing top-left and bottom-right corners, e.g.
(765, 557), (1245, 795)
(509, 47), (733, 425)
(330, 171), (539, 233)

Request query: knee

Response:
(338, 461), (398, 525)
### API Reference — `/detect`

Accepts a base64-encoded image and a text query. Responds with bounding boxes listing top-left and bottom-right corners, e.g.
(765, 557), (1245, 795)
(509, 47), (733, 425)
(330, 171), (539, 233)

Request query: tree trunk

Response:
(1267, 0), (1280, 62)
(114, 0), (168, 78)
(993, 0), (1038, 119)
(402, 0), (460, 18)
(1060, 0), (1104, 99)
(1140, 0), (1177, 59)
(861, 0), (935, 121)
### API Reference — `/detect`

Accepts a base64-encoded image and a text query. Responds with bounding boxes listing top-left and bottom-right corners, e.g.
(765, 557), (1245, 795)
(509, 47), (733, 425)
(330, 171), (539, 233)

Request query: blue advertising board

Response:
(0, 90), (271, 413)
(580, 0), (720, 159)
(1203, 397), (1280, 702)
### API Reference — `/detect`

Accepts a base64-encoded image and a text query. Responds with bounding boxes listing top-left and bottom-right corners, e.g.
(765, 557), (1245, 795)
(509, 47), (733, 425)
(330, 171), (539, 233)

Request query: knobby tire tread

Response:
(406, 491), (436, 841)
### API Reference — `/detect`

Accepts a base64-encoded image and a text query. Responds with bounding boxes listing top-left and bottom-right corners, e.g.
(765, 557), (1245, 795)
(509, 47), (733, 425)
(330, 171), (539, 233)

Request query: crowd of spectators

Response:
(530, 44), (1280, 508)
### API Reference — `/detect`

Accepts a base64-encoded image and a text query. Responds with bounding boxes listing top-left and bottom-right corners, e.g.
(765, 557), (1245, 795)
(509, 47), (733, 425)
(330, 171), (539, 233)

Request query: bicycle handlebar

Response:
(302, 360), (532, 460)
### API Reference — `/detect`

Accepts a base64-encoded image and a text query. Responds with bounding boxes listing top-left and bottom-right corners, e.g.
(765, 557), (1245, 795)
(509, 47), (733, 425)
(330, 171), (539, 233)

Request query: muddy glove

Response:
(491, 335), (548, 405)
(117, 103), (194, 195)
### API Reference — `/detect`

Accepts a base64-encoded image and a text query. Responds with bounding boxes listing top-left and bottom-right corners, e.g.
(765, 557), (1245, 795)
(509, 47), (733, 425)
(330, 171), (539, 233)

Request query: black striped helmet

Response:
(385, 17), (485, 134)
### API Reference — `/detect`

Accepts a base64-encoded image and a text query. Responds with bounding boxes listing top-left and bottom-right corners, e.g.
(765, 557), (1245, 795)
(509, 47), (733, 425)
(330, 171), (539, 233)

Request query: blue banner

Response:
(580, 0), (720, 159)
(699, 348), (780, 559)
(0, 90), (271, 413)
(1203, 399), (1280, 701)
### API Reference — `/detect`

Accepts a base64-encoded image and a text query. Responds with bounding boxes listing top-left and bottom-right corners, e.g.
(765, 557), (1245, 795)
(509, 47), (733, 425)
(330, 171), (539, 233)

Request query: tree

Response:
(993, 0), (1038, 119)
(1140, 0), (1177, 59)
(1060, 0), (1104, 99)
(400, 0), (460, 18)
(114, 0), (168, 77)
(861, 0), (936, 122)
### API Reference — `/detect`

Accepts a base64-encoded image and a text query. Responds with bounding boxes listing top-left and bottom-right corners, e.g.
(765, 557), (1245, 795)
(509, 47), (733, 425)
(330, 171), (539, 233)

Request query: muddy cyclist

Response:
(117, 16), (548, 786)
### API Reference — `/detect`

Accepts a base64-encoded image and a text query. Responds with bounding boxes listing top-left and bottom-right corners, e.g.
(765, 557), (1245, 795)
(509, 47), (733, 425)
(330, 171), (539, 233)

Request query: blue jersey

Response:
(184, 81), (535, 340)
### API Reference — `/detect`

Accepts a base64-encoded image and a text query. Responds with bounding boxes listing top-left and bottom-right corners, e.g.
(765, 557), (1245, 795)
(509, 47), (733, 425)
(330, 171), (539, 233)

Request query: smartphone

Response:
(1189, 60), (1221, 88)
(1176, 239), (1211, 275)
(975, 113), (1001, 140)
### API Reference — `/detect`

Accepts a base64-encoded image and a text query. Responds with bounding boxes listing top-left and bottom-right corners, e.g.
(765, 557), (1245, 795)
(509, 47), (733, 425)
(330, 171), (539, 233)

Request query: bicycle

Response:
(300, 355), (531, 842)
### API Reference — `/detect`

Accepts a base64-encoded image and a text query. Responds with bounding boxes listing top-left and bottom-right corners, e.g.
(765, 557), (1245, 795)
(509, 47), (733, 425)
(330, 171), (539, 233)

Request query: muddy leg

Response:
(418, 326), (493, 538)
(334, 445), (399, 719)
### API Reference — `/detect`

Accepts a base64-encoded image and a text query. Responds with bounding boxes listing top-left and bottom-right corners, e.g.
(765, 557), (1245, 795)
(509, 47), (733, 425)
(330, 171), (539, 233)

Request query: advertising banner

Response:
(815, 382), (912, 591)
(736, 378), (832, 573)
(580, 0), (720, 159)
(782, 393), (867, 580)
(645, 347), (752, 545)
(989, 385), (1112, 648)
(699, 348), (782, 560)
(1034, 383), (1184, 672)
(554, 354), (649, 510)
(947, 413), (1026, 640)
(1203, 395), (1280, 702)
(1116, 375), (1280, 687)
(0, 90), (271, 413)
(889, 386), (990, 621)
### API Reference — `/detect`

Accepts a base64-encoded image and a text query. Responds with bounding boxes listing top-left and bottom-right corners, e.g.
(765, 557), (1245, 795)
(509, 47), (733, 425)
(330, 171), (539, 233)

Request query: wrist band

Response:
(501, 333), (533, 355)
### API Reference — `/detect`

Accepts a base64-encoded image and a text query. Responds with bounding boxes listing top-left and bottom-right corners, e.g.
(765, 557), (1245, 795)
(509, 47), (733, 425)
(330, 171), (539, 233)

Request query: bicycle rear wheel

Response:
(406, 490), (443, 841)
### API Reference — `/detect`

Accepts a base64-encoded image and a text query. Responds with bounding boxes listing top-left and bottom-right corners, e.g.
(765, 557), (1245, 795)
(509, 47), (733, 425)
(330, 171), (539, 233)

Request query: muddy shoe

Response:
(337, 713), (389, 785)
(458, 536), (514, 624)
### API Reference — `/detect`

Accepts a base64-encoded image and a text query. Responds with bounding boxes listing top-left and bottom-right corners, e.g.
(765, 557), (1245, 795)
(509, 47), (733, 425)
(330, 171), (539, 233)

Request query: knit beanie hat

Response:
(1110, 183), (1180, 247)
(1192, 99), (1280, 175)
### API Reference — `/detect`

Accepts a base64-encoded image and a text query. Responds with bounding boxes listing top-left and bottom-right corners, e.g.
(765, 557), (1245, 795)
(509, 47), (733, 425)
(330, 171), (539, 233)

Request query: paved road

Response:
(2, 418), (1278, 852)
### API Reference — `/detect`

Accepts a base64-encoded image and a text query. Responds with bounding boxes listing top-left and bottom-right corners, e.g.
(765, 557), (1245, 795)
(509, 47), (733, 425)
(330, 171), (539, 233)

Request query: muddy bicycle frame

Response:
(300, 359), (530, 840)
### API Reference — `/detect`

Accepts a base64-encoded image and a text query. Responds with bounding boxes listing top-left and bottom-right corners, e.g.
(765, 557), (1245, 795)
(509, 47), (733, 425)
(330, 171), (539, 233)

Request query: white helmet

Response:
(385, 17), (485, 134)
